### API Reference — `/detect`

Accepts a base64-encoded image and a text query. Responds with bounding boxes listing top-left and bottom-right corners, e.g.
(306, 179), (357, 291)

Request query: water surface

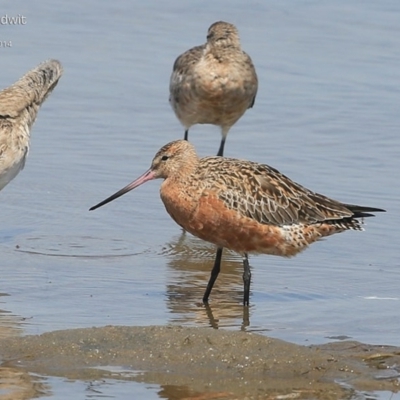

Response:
(1, 1), (399, 398)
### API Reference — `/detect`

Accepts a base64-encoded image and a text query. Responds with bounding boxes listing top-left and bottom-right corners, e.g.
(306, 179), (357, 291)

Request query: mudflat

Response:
(1, 325), (399, 399)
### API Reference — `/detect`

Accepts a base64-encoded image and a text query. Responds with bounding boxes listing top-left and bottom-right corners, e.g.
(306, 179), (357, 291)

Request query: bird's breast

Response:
(160, 181), (348, 257)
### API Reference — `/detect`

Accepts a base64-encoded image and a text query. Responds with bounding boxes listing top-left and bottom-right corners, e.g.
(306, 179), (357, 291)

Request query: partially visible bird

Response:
(90, 140), (385, 306)
(0, 59), (63, 192)
(169, 21), (258, 156)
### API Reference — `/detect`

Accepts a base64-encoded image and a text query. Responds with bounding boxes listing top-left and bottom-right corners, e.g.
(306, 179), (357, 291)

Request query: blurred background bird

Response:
(0, 59), (63, 192)
(169, 21), (258, 156)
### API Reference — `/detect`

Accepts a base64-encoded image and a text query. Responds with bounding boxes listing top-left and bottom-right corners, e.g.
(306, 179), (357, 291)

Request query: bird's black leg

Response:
(243, 253), (251, 306)
(184, 129), (189, 141)
(203, 247), (223, 303)
(216, 137), (226, 157)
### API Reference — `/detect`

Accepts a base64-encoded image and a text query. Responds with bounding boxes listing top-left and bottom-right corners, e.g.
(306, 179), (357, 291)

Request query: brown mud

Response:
(0, 325), (400, 399)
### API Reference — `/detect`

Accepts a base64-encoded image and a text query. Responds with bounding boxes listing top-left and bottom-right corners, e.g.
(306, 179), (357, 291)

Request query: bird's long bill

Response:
(89, 169), (155, 211)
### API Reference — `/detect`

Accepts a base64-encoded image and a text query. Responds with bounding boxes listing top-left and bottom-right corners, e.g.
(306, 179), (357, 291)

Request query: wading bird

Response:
(90, 140), (385, 306)
(169, 21), (258, 156)
(0, 59), (63, 192)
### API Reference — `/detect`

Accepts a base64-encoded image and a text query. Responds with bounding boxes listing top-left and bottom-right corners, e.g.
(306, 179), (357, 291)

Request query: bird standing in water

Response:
(169, 21), (258, 156)
(90, 140), (385, 306)
(0, 59), (63, 192)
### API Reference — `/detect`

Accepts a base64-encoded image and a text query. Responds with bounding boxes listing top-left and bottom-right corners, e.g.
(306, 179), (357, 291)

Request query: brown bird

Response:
(169, 21), (258, 156)
(90, 140), (385, 306)
(0, 59), (63, 191)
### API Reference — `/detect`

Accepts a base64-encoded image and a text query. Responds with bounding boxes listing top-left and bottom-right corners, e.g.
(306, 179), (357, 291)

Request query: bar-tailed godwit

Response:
(0, 59), (63, 192)
(90, 140), (385, 306)
(169, 21), (258, 156)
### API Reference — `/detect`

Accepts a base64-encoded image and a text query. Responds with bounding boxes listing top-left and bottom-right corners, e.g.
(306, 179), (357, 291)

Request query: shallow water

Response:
(1, 0), (399, 398)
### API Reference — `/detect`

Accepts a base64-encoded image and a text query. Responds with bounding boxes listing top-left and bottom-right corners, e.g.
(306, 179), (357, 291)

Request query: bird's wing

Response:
(242, 51), (257, 109)
(198, 158), (353, 226)
(169, 45), (204, 97)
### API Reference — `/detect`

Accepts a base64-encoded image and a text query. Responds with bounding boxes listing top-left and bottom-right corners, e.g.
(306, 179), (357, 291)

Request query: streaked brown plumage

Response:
(169, 21), (258, 156)
(0, 59), (63, 191)
(90, 140), (385, 306)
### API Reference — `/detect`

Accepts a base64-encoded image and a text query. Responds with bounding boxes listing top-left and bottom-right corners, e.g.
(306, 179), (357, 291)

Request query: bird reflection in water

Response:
(161, 232), (251, 330)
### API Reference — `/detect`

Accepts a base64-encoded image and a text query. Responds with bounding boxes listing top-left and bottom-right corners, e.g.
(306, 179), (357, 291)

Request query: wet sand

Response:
(0, 325), (399, 399)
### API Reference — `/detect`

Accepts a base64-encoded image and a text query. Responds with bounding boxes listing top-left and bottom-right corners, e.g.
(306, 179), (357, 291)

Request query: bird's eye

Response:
(161, 155), (169, 161)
